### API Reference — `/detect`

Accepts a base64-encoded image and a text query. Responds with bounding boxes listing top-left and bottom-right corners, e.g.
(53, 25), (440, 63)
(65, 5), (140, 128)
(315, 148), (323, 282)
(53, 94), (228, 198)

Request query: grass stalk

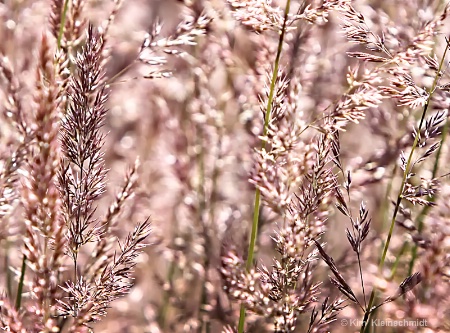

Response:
(407, 106), (449, 274)
(5, 241), (12, 300)
(15, 255), (26, 310)
(360, 39), (449, 333)
(57, 0), (70, 50)
(196, 100), (208, 333)
(237, 1), (291, 331)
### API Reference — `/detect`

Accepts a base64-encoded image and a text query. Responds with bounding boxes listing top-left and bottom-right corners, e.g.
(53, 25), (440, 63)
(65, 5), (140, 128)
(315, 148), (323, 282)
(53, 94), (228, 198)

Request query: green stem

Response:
(196, 95), (208, 333)
(15, 255), (26, 310)
(360, 41), (449, 333)
(200, 120), (224, 333)
(408, 104), (449, 275)
(237, 1), (291, 332)
(5, 241), (12, 299)
(57, 0), (70, 50)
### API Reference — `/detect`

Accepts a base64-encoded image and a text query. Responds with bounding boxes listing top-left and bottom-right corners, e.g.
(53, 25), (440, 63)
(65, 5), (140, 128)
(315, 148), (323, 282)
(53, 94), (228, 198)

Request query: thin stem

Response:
(73, 163), (85, 285)
(199, 120), (224, 333)
(360, 41), (449, 333)
(408, 107), (449, 275)
(357, 251), (367, 308)
(57, 0), (70, 50)
(196, 91), (208, 333)
(106, 61), (136, 85)
(5, 241), (12, 300)
(15, 255), (26, 310)
(237, 1), (291, 332)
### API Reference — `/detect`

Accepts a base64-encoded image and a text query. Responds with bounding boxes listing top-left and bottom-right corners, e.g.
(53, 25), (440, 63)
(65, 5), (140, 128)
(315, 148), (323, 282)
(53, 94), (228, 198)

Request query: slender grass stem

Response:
(57, 0), (70, 50)
(196, 88), (208, 333)
(5, 241), (12, 300)
(360, 39), (449, 333)
(407, 105), (449, 274)
(237, 1), (291, 332)
(199, 117), (224, 333)
(15, 255), (26, 310)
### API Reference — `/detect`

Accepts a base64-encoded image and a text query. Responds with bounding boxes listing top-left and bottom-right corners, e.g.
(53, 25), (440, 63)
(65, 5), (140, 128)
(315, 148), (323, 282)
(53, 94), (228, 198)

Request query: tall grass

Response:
(1, 0), (450, 332)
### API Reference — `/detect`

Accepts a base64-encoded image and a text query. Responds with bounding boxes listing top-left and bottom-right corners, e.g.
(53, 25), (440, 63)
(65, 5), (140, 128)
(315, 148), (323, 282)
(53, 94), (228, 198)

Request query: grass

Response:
(1, 0), (450, 332)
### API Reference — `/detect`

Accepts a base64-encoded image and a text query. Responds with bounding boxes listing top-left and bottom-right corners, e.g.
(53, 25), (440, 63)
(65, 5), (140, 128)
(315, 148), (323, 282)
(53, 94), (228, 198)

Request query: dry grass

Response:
(1, 0), (450, 332)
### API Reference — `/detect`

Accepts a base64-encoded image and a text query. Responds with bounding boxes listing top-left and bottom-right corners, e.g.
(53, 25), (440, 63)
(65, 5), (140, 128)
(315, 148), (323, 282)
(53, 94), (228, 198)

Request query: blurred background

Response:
(1, 0), (450, 332)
